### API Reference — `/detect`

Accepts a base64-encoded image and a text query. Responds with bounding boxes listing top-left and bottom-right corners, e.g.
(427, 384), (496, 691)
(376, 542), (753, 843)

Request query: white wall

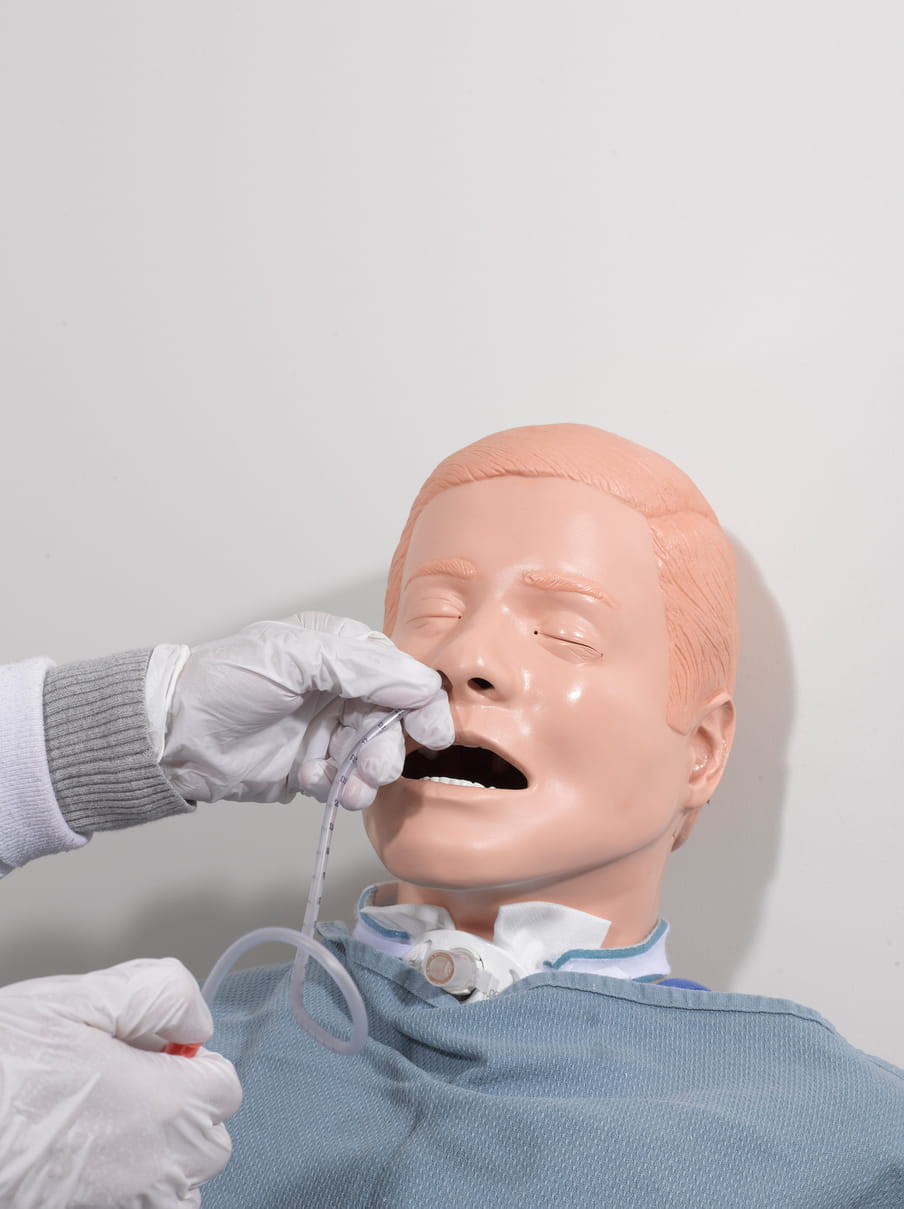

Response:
(1, 2), (901, 1065)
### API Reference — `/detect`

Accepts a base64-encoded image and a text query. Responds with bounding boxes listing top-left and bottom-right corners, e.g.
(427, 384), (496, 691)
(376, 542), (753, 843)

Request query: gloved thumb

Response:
(25, 957), (214, 1049)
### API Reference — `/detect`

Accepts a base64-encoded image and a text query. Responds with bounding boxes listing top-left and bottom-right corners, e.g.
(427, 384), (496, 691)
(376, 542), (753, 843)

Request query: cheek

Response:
(390, 626), (433, 665)
(541, 674), (678, 769)
(391, 618), (464, 671)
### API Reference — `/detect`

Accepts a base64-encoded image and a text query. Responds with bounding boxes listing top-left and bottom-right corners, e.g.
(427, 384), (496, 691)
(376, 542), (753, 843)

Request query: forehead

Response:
(403, 476), (662, 604)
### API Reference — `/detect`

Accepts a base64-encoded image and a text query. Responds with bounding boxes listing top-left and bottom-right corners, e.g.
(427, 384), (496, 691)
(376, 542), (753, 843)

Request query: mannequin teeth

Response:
(421, 775), (484, 788)
(403, 745), (529, 790)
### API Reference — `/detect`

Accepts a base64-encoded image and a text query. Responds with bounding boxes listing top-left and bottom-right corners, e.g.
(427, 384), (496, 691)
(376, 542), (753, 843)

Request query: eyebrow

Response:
(404, 558), (479, 589)
(521, 570), (619, 608)
(404, 560), (618, 608)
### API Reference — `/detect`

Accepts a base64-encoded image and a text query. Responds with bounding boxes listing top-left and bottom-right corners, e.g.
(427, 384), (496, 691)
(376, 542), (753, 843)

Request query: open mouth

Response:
(402, 745), (529, 791)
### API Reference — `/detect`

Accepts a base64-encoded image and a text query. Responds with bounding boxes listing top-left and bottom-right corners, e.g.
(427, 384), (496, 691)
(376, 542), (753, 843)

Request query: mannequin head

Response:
(366, 424), (737, 941)
(384, 424), (737, 732)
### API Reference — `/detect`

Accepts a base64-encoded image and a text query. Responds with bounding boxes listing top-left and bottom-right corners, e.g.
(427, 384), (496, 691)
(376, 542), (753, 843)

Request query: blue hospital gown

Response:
(203, 923), (904, 1208)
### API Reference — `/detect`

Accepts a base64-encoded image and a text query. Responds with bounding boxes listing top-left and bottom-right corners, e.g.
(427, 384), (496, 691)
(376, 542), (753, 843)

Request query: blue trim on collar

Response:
(656, 977), (710, 991)
(543, 918), (668, 970)
(356, 886), (412, 942)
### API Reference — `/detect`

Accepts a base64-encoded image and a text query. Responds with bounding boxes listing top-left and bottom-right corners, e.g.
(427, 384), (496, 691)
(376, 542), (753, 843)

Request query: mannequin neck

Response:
(387, 847), (668, 947)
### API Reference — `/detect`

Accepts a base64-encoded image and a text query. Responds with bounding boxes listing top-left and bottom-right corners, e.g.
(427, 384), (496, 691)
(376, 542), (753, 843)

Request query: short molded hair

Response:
(384, 423), (738, 732)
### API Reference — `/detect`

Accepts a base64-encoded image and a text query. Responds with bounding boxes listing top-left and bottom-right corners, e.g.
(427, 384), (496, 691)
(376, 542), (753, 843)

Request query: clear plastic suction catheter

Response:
(196, 709), (406, 1056)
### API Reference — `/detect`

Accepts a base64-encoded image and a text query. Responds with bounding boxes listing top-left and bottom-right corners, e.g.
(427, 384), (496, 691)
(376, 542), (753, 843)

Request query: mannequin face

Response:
(365, 476), (706, 909)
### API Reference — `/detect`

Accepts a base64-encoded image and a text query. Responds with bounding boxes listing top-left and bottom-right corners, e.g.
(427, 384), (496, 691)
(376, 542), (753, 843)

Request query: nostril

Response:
(469, 677), (493, 691)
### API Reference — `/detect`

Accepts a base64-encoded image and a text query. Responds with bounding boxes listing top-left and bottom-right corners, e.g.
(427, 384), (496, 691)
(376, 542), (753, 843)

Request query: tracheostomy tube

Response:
(199, 708), (407, 1055)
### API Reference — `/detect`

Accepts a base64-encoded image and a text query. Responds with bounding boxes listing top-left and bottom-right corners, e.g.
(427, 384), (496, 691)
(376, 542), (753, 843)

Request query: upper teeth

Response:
(421, 776), (483, 788)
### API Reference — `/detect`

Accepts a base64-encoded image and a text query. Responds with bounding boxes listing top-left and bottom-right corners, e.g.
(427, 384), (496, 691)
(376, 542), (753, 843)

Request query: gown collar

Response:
(352, 882), (671, 996)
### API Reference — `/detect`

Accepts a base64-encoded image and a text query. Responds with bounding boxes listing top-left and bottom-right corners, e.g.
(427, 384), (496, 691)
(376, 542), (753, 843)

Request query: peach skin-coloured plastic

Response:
(365, 424), (737, 946)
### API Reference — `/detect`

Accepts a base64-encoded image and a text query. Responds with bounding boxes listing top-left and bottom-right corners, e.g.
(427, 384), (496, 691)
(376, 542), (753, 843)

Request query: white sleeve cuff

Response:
(0, 658), (88, 876)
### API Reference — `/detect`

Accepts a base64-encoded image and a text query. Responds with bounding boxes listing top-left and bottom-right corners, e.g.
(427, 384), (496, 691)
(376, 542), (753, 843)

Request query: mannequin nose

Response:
(433, 619), (518, 702)
(439, 671), (495, 696)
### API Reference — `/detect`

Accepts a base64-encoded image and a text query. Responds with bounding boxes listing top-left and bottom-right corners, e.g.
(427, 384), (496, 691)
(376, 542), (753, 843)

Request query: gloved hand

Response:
(160, 612), (453, 809)
(0, 957), (242, 1209)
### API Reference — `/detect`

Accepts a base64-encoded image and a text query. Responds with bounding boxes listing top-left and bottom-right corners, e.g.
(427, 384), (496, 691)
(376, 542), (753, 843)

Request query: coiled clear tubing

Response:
(200, 709), (405, 1055)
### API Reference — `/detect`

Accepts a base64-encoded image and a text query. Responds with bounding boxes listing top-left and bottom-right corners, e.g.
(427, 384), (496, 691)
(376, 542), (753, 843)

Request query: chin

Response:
(367, 826), (501, 890)
(366, 776), (538, 889)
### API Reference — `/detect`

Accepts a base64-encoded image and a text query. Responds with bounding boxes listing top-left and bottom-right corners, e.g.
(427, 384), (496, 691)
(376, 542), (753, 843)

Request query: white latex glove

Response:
(0, 957), (242, 1209)
(160, 612), (453, 809)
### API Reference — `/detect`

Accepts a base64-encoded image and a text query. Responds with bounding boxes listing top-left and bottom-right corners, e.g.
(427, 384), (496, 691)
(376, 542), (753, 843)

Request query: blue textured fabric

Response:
(205, 924), (904, 1208)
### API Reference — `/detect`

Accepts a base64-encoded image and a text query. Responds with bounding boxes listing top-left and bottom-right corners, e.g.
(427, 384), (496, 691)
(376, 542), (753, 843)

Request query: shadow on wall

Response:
(662, 537), (794, 989)
(268, 576), (389, 634)
(0, 850), (389, 986)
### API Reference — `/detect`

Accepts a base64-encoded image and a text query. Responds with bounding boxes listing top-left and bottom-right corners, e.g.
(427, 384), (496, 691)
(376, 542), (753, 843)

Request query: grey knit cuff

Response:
(43, 649), (195, 836)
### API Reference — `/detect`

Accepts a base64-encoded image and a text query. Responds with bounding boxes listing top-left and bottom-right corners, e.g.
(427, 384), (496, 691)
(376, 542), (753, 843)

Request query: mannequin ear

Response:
(672, 693), (736, 850)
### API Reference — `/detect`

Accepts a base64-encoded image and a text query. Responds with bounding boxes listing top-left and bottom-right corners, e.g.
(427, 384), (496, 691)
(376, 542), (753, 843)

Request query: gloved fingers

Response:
(295, 717), (405, 810)
(296, 751), (400, 811)
(296, 758), (333, 803)
(329, 702), (408, 807)
(402, 694), (454, 750)
(5, 958), (214, 1048)
(115, 959), (213, 1047)
(295, 695), (343, 765)
(0, 975), (237, 1209)
(330, 759), (393, 811)
(276, 615), (444, 708)
(201, 1054), (244, 1126)
(313, 675), (452, 760)
(180, 1120), (234, 1193)
(294, 695), (400, 805)
(347, 725), (406, 792)
(164, 1049), (244, 1121)
(292, 695), (346, 801)
(168, 615), (396, 742)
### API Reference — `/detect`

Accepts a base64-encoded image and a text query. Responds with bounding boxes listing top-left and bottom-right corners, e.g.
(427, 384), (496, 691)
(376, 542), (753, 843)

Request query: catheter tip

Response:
(163, 1041), (202, 1057)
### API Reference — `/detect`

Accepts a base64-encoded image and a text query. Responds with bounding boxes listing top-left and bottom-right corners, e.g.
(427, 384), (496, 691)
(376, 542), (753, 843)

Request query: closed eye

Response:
(399, 592), (465, 627)
(407, 612), (462, 629)
(533, 629), (603, 660)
